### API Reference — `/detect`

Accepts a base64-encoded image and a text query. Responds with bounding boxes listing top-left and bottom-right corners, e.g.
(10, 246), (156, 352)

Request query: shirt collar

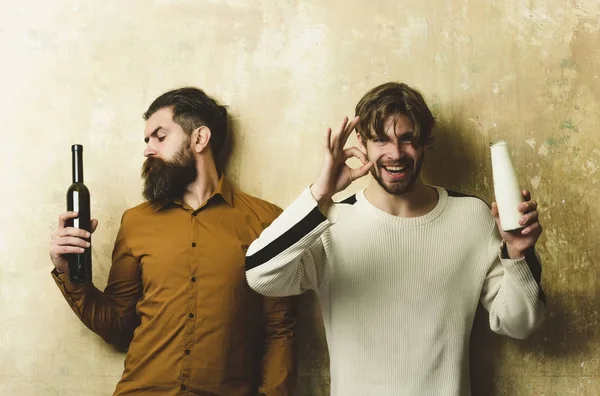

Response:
(151, 175), (234, 212)
(214, 175), (234, 207)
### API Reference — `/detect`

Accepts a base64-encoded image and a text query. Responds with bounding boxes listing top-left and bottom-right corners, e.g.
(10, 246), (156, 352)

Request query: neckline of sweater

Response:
(354, 186), (448, 226)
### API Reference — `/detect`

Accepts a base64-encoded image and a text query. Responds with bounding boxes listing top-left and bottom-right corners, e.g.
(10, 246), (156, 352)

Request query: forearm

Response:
(259, 296), (298, 395)
(246, 188), (334, 296)
(486, 255), (546, 339)
(259, 339), (296, 395)
(52, 269), (139, 348)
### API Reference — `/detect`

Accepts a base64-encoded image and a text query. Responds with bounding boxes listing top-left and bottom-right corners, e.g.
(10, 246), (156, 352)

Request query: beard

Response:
(141, 140), (197, 203)
(371, 152), (425, 196)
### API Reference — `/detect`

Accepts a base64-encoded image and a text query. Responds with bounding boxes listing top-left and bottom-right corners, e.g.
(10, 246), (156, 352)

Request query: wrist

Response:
(309, 184), (332, 209)
(54, 267), (68, 275)
(503, 241), (527, 260)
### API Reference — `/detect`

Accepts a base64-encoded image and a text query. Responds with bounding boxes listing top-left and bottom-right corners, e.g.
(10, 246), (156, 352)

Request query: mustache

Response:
(141, 153), (197, 203)
(142, 156), (169, 177)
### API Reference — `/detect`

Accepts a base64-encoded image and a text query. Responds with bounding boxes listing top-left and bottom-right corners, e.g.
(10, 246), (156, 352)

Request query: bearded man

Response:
(49, 87), (297, 396)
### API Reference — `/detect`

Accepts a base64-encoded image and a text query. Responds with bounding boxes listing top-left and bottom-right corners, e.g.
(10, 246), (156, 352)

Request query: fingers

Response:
(331, 117), (349, 153)
(522, 189), (531, 201)
(324, 127), (332, 152)
(331, 116), (360, 154)
(50, 234), (89, 257)
(58, 211), (79, 228)
(342, 116), (360, 143)
(344, 145), (373, 182)
(352, 161), (374, 180)
(344, 147), (368, 164)
(50, 227), (91, 259)
(521, 221), (542, 236)
(56, 236), (91, 249)
(518, 200), (537, 214)
(57, 227), (91, 239)
(336, 116), (350, 136)
(50, 244), (86, 256)
(519, 210), (538, 227)
(348, 161), (374, 182)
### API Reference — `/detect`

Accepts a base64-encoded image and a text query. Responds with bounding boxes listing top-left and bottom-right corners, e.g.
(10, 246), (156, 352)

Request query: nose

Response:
(144, 145), (157, 158)
(387, 141), (406, 160)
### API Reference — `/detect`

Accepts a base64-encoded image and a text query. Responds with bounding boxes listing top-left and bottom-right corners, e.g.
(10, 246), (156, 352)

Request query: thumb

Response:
(490, 202), (499, 218)
(90, 219), (99, 234)
(352, 161), (374, 180)
(490, 203), (502, 229)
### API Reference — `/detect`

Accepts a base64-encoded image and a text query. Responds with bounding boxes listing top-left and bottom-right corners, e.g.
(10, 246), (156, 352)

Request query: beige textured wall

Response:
(1, 0), (598, 395)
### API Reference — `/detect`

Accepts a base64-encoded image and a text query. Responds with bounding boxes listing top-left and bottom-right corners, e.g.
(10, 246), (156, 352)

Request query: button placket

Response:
(180, 210), (200, 390)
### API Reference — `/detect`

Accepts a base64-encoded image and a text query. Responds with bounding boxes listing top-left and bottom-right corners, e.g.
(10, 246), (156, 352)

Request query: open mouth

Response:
(383, 165), (406, 173)
(381, 164), (411, 180)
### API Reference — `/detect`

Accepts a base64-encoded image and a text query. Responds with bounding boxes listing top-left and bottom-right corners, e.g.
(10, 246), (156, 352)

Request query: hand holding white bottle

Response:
(490, 140), (524, 231)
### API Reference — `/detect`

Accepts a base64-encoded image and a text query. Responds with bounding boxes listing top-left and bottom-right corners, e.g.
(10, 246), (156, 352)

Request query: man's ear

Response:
(192, 126), (211, 154)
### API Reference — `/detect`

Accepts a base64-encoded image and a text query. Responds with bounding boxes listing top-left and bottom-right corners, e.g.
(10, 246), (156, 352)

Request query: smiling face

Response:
(359, 114), (425, 196)
(354, 83), (435, 196)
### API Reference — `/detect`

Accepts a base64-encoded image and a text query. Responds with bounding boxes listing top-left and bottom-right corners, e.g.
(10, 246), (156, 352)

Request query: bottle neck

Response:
(72, 149), (84, 183)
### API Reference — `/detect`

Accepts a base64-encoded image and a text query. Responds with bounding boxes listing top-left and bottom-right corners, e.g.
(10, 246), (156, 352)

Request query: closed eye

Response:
(144, 127), (168, 144)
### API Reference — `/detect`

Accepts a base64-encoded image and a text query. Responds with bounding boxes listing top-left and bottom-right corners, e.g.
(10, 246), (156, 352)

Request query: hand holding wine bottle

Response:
(49, 144), (96, 282)
(49, 212), (98, 274)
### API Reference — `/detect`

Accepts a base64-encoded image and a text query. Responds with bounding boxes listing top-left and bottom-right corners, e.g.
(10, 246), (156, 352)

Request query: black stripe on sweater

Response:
(446, 189), (491, 208)
(526, 249), (546, 305)
(246, 206), (327, 271)
(338, 194), (357, 205)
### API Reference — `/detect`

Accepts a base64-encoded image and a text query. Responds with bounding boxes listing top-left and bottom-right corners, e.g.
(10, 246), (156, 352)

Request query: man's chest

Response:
(126, 211), (260, 299)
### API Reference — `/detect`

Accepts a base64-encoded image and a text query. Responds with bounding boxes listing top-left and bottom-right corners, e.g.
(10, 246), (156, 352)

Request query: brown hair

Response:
(143, 87), (228, 155)
(355, 82), (435, 147)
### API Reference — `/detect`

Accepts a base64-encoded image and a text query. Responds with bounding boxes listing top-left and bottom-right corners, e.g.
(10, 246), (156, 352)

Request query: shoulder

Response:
(442, 188), (495, 228)
(232, 189), (282, 223)
(445, 189), (491, 210)
(121, 201), (154, 222)
(332, 193), (359, 219)
(112, 201), (155, 239)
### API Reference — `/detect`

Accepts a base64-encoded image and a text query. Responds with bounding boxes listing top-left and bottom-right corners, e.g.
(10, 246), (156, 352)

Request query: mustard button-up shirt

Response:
(53, 177), (297, 395)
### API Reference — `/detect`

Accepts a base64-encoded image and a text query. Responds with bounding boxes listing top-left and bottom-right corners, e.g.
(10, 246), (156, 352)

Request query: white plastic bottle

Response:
(490, 140), (524, 231)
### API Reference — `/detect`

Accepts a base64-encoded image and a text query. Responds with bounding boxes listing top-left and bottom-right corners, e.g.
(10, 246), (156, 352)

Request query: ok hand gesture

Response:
(310, 116), (373, 206)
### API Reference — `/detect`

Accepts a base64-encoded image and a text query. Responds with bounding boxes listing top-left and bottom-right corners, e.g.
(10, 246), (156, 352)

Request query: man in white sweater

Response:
(245, 82), (545, 396)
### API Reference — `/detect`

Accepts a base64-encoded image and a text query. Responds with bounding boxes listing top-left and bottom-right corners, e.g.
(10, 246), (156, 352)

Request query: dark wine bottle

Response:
(66, 144), (92, 283)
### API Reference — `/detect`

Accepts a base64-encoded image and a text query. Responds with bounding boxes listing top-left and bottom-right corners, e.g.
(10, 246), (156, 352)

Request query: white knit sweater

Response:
(246, 186), (545, 396)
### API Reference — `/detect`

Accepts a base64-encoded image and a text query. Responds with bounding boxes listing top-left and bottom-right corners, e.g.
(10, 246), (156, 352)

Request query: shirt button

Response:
(191, 242), (196, 247)
(189, 313), (195, 318)
(185, 349), (191, 355)
(192, 212), (197, 216)
(191, 276), (197, 282)
(181, 384), (187, 391)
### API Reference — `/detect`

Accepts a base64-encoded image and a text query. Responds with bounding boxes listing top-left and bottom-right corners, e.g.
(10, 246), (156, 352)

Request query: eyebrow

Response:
(144, 127), (167, 143)
(397, 131), (414, 140)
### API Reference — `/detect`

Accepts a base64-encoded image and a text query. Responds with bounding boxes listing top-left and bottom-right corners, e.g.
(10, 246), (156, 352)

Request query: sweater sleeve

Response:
(245, 187), (336, 297)
(479, 227), (546, 340)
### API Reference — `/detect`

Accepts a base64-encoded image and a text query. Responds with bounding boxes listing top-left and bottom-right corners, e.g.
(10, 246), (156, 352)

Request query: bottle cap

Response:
(71, 144), (83, 152)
